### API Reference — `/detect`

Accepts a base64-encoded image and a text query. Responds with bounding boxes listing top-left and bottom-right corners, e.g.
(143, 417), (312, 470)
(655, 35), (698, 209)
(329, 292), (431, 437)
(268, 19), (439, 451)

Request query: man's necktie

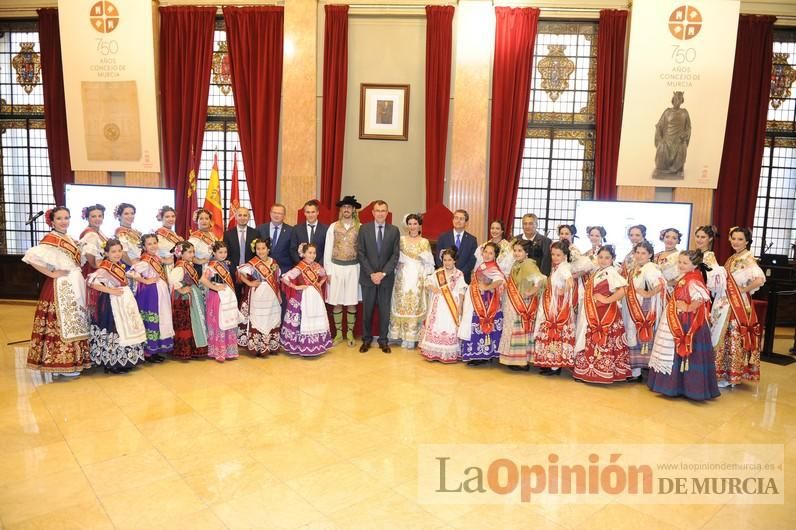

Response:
(239, 230), (246, 264)
(377, 225), (383, 254)
(309, 224), (315, 242)
(272, 225), (278, 246)
(455, 233), (461, 249)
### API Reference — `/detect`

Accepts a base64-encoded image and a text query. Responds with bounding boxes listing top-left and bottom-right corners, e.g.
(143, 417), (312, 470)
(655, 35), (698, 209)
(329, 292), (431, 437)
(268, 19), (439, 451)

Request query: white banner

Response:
(58, 0), (160, 172)
(617, 0), (739, 189)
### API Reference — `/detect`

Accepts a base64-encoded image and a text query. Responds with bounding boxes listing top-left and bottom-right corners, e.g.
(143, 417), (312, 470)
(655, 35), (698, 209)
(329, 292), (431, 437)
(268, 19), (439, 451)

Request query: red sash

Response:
(470, 280), (501, 334)
(436, 269), (460, 327)
(209, 261), (235, 289)
(41, 232), (81, 266)
(190, 230), (217, 246)
(298, 261), (324, 297)
(99, 260), (128, 286)
(156, 226), (183, 245)
(542, 278), (571, 340)
(625, 268), (658, 343)
(724, 263), (761, 352)
(141, 253), (168, 283)
(665, 271), (707, 361)
(176, 259), (199, 284)
(583, 273), (619, 347)
(505, 276), (539, 333)
(250, 257), (281, 301)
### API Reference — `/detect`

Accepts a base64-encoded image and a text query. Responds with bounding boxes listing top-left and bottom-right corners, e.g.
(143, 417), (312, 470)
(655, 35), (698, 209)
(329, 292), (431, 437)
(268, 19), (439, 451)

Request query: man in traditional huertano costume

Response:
(323, 195), (362, 346)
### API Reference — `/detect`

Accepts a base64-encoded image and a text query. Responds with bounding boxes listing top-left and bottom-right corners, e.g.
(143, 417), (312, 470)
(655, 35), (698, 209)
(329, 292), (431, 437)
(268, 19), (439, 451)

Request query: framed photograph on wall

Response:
(359, 83), (410, 141)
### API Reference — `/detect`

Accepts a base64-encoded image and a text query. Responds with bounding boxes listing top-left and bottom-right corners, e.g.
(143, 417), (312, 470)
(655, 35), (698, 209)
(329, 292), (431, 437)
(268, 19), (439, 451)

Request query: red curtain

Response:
(38, 9), (73, 207)
(159, 6), (215, 236)
(488, 7), (539, 229)
(712, 15), (776, 263)
(320, 5), (349, 212)
(424, 5), (454, 210)
(593, 9), (628, 201)
(224, 6), (284, 225)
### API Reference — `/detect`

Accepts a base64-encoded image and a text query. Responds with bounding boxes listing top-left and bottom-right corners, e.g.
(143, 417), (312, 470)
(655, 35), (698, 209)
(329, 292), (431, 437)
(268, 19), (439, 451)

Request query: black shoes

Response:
(380, 343), (391, 354)
(360, 342), (371, 353)
(541, 368), (561, 376)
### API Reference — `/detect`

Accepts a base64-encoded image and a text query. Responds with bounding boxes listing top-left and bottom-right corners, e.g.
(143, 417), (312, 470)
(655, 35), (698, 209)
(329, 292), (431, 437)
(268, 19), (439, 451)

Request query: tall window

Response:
(0, 21), (54, 255)
(196, 19), (252, 228)
(512, 21), (597, 237)
(753, 29), (796, 257)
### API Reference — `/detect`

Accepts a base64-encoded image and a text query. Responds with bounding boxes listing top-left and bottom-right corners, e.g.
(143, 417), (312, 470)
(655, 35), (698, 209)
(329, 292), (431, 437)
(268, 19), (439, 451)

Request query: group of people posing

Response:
(24, 200), (764, 402)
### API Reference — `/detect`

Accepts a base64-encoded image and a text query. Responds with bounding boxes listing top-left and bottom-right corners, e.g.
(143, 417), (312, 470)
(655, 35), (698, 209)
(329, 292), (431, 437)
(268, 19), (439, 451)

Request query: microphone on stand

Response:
(25, 210), (44, 226)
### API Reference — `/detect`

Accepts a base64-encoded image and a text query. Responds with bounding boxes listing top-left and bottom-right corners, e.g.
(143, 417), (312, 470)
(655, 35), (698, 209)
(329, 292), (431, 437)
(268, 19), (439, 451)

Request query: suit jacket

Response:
(289, 222), (329, 266)
(435, 230), (478, 283)
(357, 222), (401, 287)
(256, 222), (293, 274)
(223, 226), (259, 270)
(513, 232), (552, 275)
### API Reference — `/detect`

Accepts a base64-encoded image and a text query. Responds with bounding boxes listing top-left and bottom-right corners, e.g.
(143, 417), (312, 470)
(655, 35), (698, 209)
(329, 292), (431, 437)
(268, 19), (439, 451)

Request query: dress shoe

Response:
(626, 375), (643, 383)
(359, 342), (371, 353)
(538, 367), (552, 374)
(380, 343), (391, 354)
(509, 365), (531, 372)
(542, 368), (562, 376)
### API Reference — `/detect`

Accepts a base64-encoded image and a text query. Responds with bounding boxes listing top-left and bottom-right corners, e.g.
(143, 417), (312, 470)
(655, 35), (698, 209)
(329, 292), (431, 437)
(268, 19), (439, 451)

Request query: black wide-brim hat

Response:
(336, 195), (362, 209)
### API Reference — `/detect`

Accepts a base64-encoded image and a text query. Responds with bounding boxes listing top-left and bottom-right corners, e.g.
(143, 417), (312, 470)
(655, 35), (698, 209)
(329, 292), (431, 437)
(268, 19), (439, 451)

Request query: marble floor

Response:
(0, 301), (794, 529)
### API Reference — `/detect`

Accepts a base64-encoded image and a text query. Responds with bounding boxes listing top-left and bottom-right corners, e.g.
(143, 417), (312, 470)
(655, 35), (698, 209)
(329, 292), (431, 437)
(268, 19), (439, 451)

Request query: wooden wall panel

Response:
(673, 187), (713, 235)
(125, 172), (160, 188)
(616, 186), (655, 202)
(74, 171), (110, 185)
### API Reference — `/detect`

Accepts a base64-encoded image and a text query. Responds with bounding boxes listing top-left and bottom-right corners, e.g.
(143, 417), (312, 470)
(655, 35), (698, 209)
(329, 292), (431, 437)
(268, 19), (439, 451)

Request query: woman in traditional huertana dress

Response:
(130, 233), (174, 362)
(619, 224), (646, 277)
(498, 239), (546, 370)
(621, 240), (665, 383)
(280, 243), (333, 357)
(711, 227), (765, 389)
(23, 207), (91, 377)
(532, 240), (575, 376)
(200, 241), (240, 362)
(458, 242), (505, 366)
(388, 214), (434, 349)
(474, 220), (514, 276)
(237, 238), (282, 357)
(78, 204), (109, 278)
(187, 208), (219, 276)
(655, 227), (682, 293)
(168, 241), (208, 360)
(154, 205), (184, 276)
(573, 245), (630, 384)
(419, 247), (467, 363)
(647, 250), (720, 401)
(86, 238), (147, 374)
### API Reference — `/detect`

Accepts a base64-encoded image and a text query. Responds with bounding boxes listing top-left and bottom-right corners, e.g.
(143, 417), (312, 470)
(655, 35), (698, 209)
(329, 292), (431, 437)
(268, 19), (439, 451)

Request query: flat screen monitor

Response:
(573, 200), (693, 259)
(64, 184), (176, 241)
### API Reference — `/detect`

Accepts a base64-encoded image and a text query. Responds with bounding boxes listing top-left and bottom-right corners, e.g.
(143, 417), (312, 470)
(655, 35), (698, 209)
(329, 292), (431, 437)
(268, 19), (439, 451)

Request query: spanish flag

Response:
(203, 153), (224, 239)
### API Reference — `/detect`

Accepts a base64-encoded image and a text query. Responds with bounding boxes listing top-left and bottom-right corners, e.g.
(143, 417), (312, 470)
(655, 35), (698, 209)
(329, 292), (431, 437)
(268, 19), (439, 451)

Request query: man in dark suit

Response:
(256, 203), (293, 275)
(357, 199), (400, 354)
(435, 209), (478, 283)
(223, 207), (258, 267)
(289, 199), (329, 265)
(223, 207), (258, 299)
(514, 213), (552, 275)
